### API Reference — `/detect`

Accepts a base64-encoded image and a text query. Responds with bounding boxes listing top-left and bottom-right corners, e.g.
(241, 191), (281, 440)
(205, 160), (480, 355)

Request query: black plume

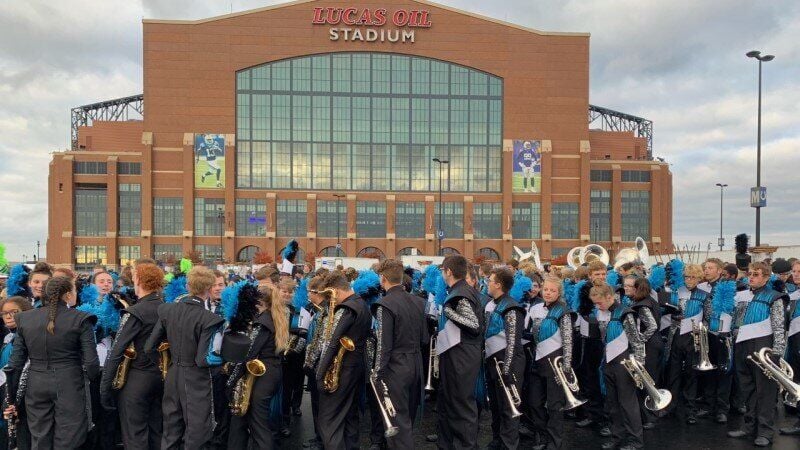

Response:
(578, 282), (594, 316)
(735, 234), (748, 254)
(229, 284), (261, 334)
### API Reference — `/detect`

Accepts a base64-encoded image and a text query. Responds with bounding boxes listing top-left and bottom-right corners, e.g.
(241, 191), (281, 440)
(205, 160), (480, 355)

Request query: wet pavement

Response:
(281, 392), (800, 449)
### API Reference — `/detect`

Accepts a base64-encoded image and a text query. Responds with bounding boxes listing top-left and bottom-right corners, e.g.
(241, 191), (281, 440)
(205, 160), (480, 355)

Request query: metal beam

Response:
(588, 104), (653, 158)
(71, 94), (144, 150)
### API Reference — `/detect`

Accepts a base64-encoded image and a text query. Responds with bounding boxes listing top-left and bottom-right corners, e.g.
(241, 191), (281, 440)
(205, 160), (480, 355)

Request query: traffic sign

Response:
(750, 187), (766, 208)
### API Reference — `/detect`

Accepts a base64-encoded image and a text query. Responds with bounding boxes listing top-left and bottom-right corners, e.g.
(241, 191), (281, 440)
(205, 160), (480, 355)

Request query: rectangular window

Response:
(395, 201), (425, 238)
(352, 144), (371, 191)
(410, 145), (430, 191)
(194, 245), (223, 265)
(469, 146), (488, 192)
(292, 143), (311, 189)
(332, 96), (350, 143)
(311, 55), (330, 92)
(332, 54), (351, 93)
(74, 245), (107, 272)
(391, 55), (410, 95)
(153, 198), (183, 235)
(332, 144), (351, 190)
(356, 201), (387, 238)
(117, 162), (141, 175)
(194, 198), (225, 236)
(590, 190), (611, 242)
(392, 145), (411, 191)
(73, 161), (107, 175)
(118, 183), (141, 237)
(74, 186), (107, 237)
(473, 202), (501, 239)
(436, 202), (463, 239)
(352, 54), (371, 93)
(590, 169), (613, 182)
(118, 245), (140, 266)
(236, 198), (267, 237)
(449, 146), (468, 191)
(273, 142), (291, 189)
(352, 97), (370, 143)
(622, 191), (650, 240)
(372, 145), (390, 191)
(621, 170), (651, 183)
(487, 147), (502, 191)
(411, 58), (430, 95)
(277, 200), (307, 237)
(312, 143), (332, 190)
(292, 95), (311, 141)
(291, 57), (311, 91)
(552, 203), (579, 239)
(512, 203), (541, 239)
(391, 97), (409, 144)
(316, 200), (346, 239)
(153, 244), (182, 262)
(552, 247), (571, 258)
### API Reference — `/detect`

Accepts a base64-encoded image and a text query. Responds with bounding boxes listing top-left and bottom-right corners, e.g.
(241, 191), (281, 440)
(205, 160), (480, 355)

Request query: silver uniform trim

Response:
(444, 299), (479, 331)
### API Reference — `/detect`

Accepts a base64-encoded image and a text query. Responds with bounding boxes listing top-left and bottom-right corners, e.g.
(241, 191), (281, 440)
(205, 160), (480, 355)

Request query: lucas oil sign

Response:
(312, 7), (432, 43)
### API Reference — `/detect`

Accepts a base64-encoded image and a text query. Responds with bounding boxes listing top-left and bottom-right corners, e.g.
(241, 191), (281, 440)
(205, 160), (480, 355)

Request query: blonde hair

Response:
(187, 267), (216, 297)
(542, 276), (563, 298)
(589, 283), (614, 299)
(260, 286), (289, 354)
(684, 264), (703, 279)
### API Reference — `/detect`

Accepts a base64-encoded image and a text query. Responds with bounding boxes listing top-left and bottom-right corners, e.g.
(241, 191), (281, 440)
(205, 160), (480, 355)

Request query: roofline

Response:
(142, 0), (590, 37)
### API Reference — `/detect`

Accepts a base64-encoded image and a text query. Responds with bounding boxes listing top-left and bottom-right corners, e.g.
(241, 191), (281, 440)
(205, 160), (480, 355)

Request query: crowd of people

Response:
(0, 244), (797, 450)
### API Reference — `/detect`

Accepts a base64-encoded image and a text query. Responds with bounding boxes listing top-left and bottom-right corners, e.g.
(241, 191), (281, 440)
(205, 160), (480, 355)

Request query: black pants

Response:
(228, 362), (282, 450)
(118, 368), (163, 450)
(162, 365), (215, 449)
(667, 332), (698, 418)
(639, 335), (663, 424)
(735, 335), (779, 440)
(367, 384), (385, 447)
(701, 333), (733, 415)
(603, 358), (643, 448)
(26, 366), (91, 449)
(788, 333), (800, 424)
(577, 338), (605, 425)
(83, 375), (118, 450)
(437, 342), (481, 450)
(282, 350), (305, 425)
(307, 375), (323, 441)
(317, 362), (364, 450)
(210, 367), (230, 449)
(527, 356), (565, 450)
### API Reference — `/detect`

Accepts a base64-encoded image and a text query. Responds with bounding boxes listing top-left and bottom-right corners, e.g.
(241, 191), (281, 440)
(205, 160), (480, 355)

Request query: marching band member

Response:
(99, 263), (165, 450)
(5, 276), (99, 448)
(590, 283), (645, 450)
(316, 271), (372, 449)
(372, 259), (426, 449)
(665, 263), (709, 425)
(436, 255), (485, 449)
(573, 279), (608, 436)
(279, 278), (306, 437)
(302, 276), (331, 450)
(727, 262), (786, 447)
(628, 277), (662, 430)
(224, 282), (289, 449)
(525, 276), (574, 450)
(144, 266), (225, 449)
(484, 268), (525, 449)
(780, 259), (800, 436)
(0, 296), (32, 449)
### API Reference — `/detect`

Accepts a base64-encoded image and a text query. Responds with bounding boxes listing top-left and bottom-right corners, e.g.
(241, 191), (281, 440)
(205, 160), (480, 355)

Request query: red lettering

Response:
(408, 10), (420, 27)
(342, 7), (358, 25)
(418, 10), (432, 28)
(392, 9), (409, 27)
(312, 7), (325, 24)
(373, 8), (387, 26)
(358, 8), (372, 25)
(326, 7), (343, 25)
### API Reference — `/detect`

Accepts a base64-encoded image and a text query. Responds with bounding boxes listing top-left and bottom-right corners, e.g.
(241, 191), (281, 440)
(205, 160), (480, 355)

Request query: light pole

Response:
(746, 50), (774, 246)
(432, 158), (449, 256)
(36, 240), (40, 261)
(715, 183), (728, 251)
(333, 194), (346, 256)
(217, 208), (225, 263)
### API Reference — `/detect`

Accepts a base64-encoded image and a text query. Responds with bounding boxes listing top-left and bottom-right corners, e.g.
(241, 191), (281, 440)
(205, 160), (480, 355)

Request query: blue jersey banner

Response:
(512, 140), (541, 193)
(195, 134), (226, 189)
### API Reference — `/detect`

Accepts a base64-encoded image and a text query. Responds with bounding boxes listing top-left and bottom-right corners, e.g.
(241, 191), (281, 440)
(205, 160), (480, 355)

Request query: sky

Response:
(0, 0), (798, 261)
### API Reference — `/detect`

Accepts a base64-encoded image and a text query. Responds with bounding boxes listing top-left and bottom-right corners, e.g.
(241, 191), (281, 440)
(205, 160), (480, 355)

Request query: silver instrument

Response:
(613, 236), (650, 270)
(493, 359), (522, 418)
(566, 244), (610, 269)
(747, 347), (800, 407)
(548, 355), (587, 411)
(513, 240), (544, 271)
(621, 355), (672, 411)
(692, 320), (716, 371)
(425, 335), (438, 392)
(369, 375), (399, 437)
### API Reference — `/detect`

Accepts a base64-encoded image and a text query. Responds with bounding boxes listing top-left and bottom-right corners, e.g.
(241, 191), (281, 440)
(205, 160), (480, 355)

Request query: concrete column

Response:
(346, 194), (357, 256)
(140, 132), (153, 258)
(540, 140), (553, 259)
(649, 165), (662, 251)
(306, 193), (318, 258)
(425, 195), (435, 255)
(106, 156), (119, 269)
(579, 141), (591, 244)
(181, 133), (195, 256)
(265, 192), (277, 258)
(223, 134), (236, 263)
(611, 164), (622, 254)
(464, 196), (474, 258)
(386, 195), (396, 257)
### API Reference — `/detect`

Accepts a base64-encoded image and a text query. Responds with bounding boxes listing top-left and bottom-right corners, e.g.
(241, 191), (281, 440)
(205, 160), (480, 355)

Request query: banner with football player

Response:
(194, 134), (226, 188)
(512, 140), (541, 193)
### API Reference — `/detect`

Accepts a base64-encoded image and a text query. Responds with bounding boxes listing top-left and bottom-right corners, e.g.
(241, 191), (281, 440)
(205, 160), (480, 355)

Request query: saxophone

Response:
(229, 359), (267, 416)
(323, 337), (355, 393)
(157, 341), (171, 381)
(112, 343), (137, 390)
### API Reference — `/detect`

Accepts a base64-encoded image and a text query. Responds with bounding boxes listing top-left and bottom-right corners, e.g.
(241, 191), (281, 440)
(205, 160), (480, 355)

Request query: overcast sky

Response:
(1, 0), (798, 261)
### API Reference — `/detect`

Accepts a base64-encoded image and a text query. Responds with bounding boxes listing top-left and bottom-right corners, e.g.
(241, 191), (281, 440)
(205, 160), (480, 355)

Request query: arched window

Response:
(397, 247), (423, 257)
(441, 247), (460, 256)
(319, 246), (345, 257)
(278, 247), (306, 264)
(357, 247), (386, 260)
(237, 245), (260, 263)
(476, 247), (500, 261)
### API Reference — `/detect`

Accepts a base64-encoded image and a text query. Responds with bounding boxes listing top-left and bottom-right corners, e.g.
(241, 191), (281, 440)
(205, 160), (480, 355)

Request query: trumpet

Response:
(323, 336), (354, 393)
(157, 341), (171, 381)
(548, 356), (587, 411)
(230, 359), (267, 416)
(493, 359), (522, 418)
(747, 347), (800, 407)
(621, 355), (672, 411)
(692, 320), (716, 371)
(425, 335), (438, 392)
(369, 374), (399, 437)
(112, 343), (137, 390)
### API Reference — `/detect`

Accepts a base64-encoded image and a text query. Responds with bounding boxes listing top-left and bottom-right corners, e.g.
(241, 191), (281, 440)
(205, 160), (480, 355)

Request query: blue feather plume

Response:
(79, 284), (100, 307)
(711, 280), (736, 315)
(767, 274), (778, 290)
(648, 265), (666, 291)
(95, 294), (121, 335)
(353, 270), (381, 306)
(509, 272), (533, 301)
(606, 271), (621, 289)
(282, 240), (299, 262)
(563, 279), (575, 305)
(568, 280), (589, 312)
(434, 274), (448, 307)
(666, 259), (685, 291)
(221, 280), (246, 323)
(6, 264), (30, 298)
(422, 265), (441, 294)
(411, 269), (423, 293)
(293, 278), (309, 310)
(164, 274), (188, 303)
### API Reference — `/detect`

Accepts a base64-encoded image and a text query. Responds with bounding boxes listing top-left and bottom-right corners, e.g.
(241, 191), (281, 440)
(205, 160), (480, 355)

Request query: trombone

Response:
(493, 359), (522, 418)
(425, 335), (439, 392)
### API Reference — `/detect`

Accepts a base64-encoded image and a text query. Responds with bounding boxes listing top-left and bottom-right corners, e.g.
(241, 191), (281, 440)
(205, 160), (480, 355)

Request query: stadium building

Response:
(47, 0), (672, 270)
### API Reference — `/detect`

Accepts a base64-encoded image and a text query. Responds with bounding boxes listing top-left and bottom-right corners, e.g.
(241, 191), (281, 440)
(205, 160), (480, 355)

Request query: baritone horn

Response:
(692, 320), (716, 371)
(621, 354), (672, 411)
(613, 237), (650, 270)
(747, 347), (800, 407)
(493, 359), (522, 418)
(548, 355), (587, 411)
(111, 343), (137, 390)
(425, 334), (438, 392)
(230, 359), (267, 416)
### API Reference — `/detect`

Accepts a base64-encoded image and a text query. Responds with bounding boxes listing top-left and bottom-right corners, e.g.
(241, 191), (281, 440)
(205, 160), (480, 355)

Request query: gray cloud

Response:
(1, 0), (798, 261)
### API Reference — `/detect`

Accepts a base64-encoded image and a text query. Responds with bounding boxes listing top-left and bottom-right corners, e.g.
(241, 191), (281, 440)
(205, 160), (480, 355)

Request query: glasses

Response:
(531, 284), (539, 288)
(748, 272), (765, 278)
(1, 311), (19, 318)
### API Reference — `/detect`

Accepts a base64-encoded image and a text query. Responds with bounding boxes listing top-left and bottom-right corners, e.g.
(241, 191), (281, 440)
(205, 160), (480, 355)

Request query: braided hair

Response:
(43, 276), (74, 335)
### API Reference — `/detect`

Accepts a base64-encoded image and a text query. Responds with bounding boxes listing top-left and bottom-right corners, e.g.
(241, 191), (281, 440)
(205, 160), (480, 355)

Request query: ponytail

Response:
(43, 276), (74, 335)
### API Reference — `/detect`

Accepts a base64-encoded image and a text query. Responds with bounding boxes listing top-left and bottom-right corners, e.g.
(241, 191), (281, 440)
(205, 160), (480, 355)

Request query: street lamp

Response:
(746, 50), (774, 246)
(333, 194), (346, 256)
(432, 158), (450, 256)
(715, 183), (728, 251)
(217, 208), (225, 264)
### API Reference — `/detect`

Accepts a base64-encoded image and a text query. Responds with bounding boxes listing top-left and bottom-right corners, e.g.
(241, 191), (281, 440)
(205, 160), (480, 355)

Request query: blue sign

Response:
(248, 216), (266, 224)
(750, 187), (766, 208)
